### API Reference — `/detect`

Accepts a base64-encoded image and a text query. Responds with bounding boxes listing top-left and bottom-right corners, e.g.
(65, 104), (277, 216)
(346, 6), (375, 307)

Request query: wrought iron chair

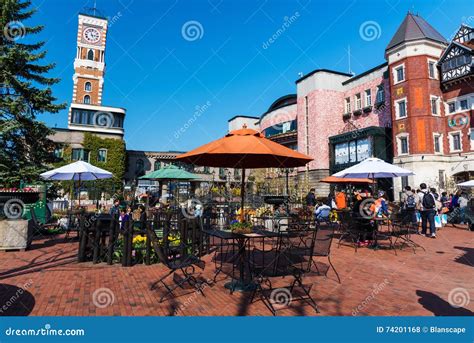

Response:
(148, 225), (209, 303)
(390, 212), (425, 253)
(308, 222), (341, 283)
(249, 223), (320, 315)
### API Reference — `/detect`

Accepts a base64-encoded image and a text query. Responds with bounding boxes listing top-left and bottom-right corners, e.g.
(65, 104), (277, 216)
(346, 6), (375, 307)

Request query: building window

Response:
(376, 85), (385, 104)
(449, 132), (462, 152)
(460, 99), (468, 110)
(97, 149), (107, 162)
(219, 168), (226, 178)
(399, 137), (408, 154)
(448, 102), (456, 113)
(394, 65), (405, 83)
(53, 147), (63, 159)
(85, 82), (91, 92)
(136, 159), (145, 173)
(401, 176), (408, 190)
(154, 161), (161, 170)
(395, 98), (407, 119)
(428, 60), (436, 79)
(439, 170), (445, 189)
(83, 95), (90, 104)
(87, 49), (94, 61)
(365, 89), (372, 107)
(71, 148), (89, 162)
(434, 133), (442, 154)
(344, 97), (351, 113)
(430, 96), (439, 115)
(355, 93), (362, 110)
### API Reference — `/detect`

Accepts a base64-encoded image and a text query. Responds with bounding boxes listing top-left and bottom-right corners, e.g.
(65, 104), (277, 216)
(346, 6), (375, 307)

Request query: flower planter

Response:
(0, 219), (31, 251)
(363, 106), (372, 113)
(353, 109), (363, 116)
(342, 113), (351, 120)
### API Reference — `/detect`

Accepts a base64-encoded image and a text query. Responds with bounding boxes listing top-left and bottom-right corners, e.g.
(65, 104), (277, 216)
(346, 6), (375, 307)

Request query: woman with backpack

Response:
(401, 186), (418, 228)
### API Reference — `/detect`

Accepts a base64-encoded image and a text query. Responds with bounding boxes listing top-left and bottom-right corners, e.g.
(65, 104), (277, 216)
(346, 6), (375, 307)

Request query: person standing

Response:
(306, 188), (317, 207)
(401, 186), (418, 228)
(418, 183), (437, 238)
(459, 193), (469, 224)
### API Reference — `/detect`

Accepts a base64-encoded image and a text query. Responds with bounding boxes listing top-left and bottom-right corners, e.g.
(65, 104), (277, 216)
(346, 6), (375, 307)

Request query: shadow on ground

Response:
(0, 283), (35, 316)
(416, 290), (473, 316)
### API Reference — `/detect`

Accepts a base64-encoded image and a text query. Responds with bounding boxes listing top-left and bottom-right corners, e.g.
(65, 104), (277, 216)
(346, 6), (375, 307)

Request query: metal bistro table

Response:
(203, 228), (268, 292)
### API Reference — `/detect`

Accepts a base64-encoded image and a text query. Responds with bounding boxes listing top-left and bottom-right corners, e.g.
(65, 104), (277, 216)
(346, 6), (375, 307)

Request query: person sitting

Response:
(314, 202), (331, 222)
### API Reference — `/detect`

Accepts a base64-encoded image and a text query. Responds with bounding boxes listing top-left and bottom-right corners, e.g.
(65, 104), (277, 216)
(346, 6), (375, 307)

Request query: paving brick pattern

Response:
(0, 226), (472, 316)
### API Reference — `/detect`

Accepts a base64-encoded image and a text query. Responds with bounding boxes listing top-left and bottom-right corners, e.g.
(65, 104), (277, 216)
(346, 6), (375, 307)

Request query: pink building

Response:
(228, 13), (474, 199)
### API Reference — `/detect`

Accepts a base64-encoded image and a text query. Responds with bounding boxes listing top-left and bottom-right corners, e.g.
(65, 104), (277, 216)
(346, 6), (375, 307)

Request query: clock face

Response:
(82, 27), (101, 44)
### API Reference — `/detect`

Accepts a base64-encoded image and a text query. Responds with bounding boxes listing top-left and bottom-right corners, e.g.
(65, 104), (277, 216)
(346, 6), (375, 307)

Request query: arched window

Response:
(87, 49), (94, 61)
(83, 95), (90, 104)
(136, 159), (144, 174)
(84, 82), (91, 92)
(154, 161), (161, 171)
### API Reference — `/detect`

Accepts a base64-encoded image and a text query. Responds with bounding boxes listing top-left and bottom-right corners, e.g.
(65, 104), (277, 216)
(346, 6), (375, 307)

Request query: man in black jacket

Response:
(306, 188), (316, 207)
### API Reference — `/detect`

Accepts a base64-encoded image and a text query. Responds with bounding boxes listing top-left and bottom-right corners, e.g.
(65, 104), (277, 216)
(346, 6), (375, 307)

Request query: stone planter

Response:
(0, 219), (30, 251)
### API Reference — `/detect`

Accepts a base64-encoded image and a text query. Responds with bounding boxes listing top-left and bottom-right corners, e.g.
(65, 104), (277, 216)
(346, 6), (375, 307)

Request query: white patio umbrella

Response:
(457, 180), (474, 187)
(40, 161), (113, 206)
(333, 157), (414, 193)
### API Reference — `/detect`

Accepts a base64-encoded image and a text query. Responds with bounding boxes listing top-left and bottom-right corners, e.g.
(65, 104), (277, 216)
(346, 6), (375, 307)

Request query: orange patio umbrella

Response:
(176, 127), (313, 217)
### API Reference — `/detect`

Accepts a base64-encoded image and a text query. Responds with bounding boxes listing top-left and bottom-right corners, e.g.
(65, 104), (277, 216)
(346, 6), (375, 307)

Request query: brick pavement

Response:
(0, 226), (472, 316)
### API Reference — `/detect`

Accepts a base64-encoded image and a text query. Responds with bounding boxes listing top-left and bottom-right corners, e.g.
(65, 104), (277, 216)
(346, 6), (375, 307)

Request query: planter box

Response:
(0, 219), (31, 251)
(353, 109), (363, 116)
(363, 106), (373, 113)
(342, 113), (351, 120)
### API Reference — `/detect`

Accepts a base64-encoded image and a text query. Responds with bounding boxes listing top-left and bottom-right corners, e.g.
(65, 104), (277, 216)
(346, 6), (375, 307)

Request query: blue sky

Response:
(31, 0), (472, 151)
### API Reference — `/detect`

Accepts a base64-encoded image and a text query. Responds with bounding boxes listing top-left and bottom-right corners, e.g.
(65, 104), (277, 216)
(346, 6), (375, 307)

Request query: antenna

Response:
(348, 45), (354, 76)
(93, 0), (97, 16)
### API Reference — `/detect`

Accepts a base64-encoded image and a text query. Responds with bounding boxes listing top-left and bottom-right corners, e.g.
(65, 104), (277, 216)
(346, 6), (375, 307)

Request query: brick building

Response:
(229, 13), (474, 199)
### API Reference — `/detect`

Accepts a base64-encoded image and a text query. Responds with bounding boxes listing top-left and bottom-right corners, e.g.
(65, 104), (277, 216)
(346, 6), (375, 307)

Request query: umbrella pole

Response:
(241, 168), (245, 222)
(78, 174), (81, 208)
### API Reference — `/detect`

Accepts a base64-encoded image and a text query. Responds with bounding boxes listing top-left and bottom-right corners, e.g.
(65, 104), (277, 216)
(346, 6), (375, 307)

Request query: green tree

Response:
(0, 0), (66, 187)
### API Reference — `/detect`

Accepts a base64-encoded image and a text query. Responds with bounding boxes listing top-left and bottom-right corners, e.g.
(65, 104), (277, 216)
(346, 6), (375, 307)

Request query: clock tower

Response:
(72, 14), (107, 106)
(66, 13), (125, 137)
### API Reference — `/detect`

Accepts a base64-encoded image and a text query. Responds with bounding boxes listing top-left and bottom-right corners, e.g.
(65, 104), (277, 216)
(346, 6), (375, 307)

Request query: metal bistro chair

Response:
(337, 212), (370, 252)
(249, 221), (319, 316)
(148, 225), (208, 303)
(308, 222), (341, 283)
(390, 212), (425, 253)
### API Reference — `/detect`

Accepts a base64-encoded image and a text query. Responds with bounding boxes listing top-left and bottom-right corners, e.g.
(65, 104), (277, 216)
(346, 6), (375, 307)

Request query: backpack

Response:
(406, 194), (416, 209)
(422, 192), (436, 209)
